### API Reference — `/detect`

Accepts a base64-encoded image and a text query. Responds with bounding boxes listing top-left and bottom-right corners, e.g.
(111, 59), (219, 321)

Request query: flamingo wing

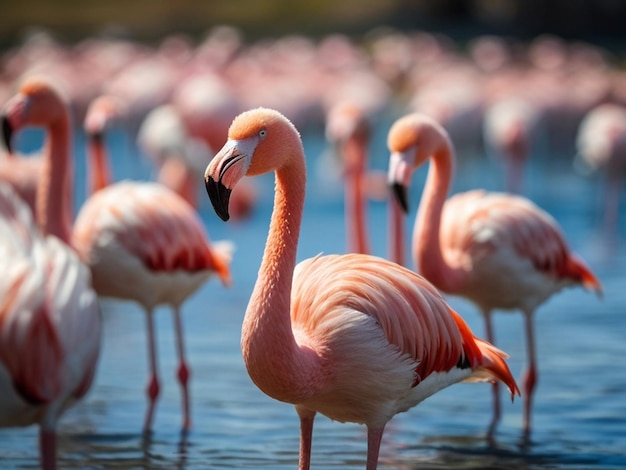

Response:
(444, 190), (574, 278)
(292, 254), (482, 384)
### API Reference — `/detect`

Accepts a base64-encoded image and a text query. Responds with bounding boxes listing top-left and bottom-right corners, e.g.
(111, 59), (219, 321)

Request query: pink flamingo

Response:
(79, 93), (234, 432)
(324, 101), (372, 254)
(135, 103), (207, 208)
(483, 97), (540, 194)
(386, 112), (603, 438)
(0, 144), (101, 469)
(3, 78), (233, 433)
(204, 107), (519, 470)
(576, 102), (626, 236)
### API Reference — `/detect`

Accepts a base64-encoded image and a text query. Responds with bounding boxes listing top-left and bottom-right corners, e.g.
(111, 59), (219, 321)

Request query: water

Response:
(1, 124), (625, 469)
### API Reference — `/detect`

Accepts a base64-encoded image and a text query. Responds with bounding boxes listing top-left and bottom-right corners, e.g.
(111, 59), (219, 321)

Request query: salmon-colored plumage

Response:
(387, 112), (602, 439)
(0, 181), (100, 470)
(205, 107), (518, 470)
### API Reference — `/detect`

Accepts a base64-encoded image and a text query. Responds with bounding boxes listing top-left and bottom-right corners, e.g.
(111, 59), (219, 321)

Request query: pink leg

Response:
(366, 426), (385, 470)
(144, 310), (160, 433)
(172, 305), (191, 431)
(296, 407), (316, 470)
(39, 428), (57, 470)
(484, 311), (501, 437)
(522, 311), (538, 438)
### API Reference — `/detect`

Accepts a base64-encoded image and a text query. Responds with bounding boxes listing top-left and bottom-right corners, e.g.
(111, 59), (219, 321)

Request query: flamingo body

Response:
(73, 181), (231, 310)
(205, 107), (518, 469)
(0, 182), (101, 470)
(440, 189), (599, 313)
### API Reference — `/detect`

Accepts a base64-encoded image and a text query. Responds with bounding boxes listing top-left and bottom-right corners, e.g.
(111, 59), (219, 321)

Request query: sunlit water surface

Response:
(1, 125), (625, 469)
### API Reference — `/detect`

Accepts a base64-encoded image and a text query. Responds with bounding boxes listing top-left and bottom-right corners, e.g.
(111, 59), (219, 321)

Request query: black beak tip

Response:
(89, 131), (104, 145)
(2, 116), (13, 153)
(391, 182), (409, 214)
(205, 176), (231, 222)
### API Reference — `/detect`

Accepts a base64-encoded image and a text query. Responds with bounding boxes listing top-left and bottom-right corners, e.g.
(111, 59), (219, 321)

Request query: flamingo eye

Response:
(259, 129), (267, 139)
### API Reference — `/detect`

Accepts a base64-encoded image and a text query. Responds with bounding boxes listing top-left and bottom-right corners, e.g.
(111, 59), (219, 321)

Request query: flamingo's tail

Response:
(568, 254), (603, 299)
(450, 310), (520, 400)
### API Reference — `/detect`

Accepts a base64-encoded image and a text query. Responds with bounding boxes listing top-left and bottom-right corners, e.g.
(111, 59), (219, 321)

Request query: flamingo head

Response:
(84, 94), (124, 143)
(1, 77), (67, 154)
(387, 112), (450, 213)
(325, 102), (371, 175)
(205, 107), (302, 221)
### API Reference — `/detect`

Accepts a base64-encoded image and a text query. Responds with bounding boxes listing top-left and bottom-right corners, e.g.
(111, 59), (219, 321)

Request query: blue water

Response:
(1, 121), (625, 469)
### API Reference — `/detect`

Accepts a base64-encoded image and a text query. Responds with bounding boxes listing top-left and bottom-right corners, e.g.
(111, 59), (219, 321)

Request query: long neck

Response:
(344, 138), (369, 254)
(413, 140), (464, 293)
(88, 135), (111, 194)
(38, 112), (73, 244)
(242, 152), (318, 403)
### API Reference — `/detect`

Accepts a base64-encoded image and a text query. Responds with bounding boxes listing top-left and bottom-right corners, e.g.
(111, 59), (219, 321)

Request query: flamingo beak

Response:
(2, 116), (13, 153)
(205, 175), (232, 222)
(391, 182), (409, 213)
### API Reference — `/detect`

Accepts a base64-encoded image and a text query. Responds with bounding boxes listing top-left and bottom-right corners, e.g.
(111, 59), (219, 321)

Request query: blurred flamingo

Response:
(204, 107), (519, 470)
(1, 95), (101, 469)
(386, 112), (603, 438)
(324, 101), (373, 254)
(483, 97), (540, 194)
(136, 103), (211, 209)
(78, 93), (234, 432)
(576, 102), (626, 236)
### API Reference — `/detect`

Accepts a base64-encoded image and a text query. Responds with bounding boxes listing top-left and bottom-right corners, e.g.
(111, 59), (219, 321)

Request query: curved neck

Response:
(413, 140), (464, 293)
(38, 113), (73, 244)
(242, 151), (319, 403)
(87, 136), (111, 195)
(344, 138), (369, 254)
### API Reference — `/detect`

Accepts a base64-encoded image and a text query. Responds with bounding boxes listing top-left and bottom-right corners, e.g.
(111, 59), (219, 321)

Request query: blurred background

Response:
(2, 0), (626, 49)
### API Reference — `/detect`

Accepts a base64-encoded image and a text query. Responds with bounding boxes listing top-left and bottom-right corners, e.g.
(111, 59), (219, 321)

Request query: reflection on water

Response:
(1, 132), (626, 469)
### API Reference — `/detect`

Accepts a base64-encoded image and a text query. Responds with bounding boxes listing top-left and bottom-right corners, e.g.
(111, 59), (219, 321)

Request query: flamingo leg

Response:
(484, 310), (501, 437)
(366, 425), (385, 470)
(296, 407), (316, 470)
(522, 311), (537, 438)
(144, 309), (160, 433)
(172, 305), (191, 431)
(39, 427), (57, 470)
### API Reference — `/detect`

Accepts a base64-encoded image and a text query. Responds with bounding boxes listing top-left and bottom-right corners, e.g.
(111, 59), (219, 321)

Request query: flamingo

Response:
(204, 107), (520, 470)
(575, 102), (626, 236)
(80, 93), (234, 432)
(2, 78), (233, 433)
(324, 101), (373, 254)
(135, 103), (209, 208)
(386, 112), (603, 438)
(0, 164), (101, 469)
(482, 97), (540, 194)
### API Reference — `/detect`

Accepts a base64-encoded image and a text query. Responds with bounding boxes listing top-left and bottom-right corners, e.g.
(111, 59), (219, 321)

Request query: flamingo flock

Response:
(0, 27), (618, 469)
